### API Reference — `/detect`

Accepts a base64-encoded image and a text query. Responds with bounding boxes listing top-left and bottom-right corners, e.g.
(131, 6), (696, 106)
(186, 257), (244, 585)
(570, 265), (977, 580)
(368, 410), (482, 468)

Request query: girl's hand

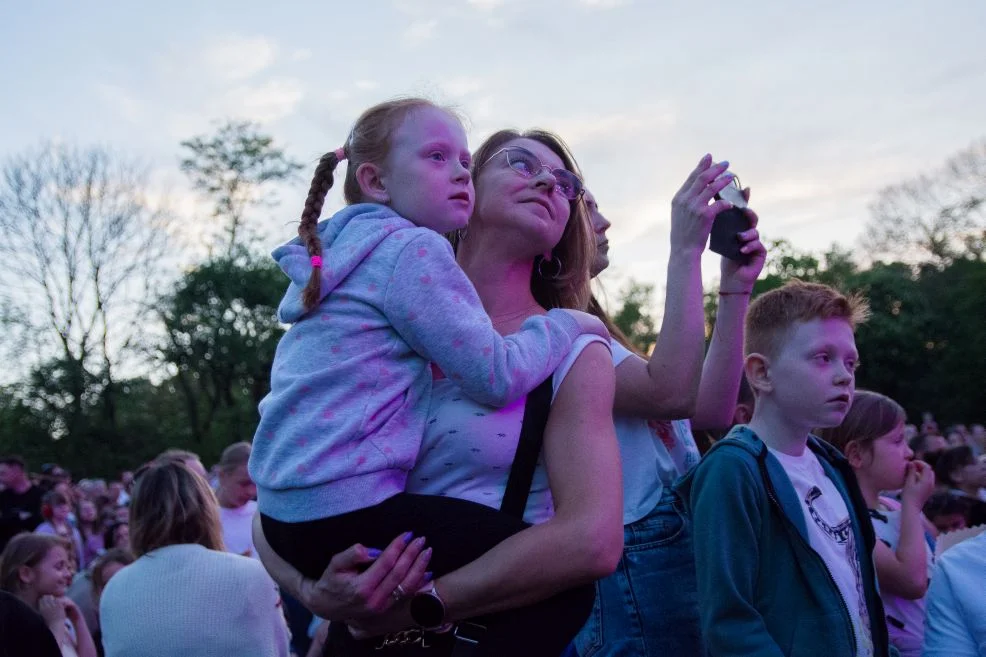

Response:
(901, 460), (936, 508)
(719, 189), (766, 293)
(60, 596), (82, 622)
(38, 595), (66, 627)
(560, 310), (609, 340)
(670, 154), (734, 256)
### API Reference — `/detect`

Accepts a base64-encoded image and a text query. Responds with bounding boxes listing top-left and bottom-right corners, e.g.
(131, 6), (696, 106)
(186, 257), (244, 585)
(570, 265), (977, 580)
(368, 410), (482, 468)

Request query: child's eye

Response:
(429, 152), (446, 162)
(815, 353), (831, 364)
(460, 158), (471, 168)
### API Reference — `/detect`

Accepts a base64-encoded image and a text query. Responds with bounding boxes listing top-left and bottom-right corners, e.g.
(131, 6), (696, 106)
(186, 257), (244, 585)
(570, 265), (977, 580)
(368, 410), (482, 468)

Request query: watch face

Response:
(410, 592), (445, 629)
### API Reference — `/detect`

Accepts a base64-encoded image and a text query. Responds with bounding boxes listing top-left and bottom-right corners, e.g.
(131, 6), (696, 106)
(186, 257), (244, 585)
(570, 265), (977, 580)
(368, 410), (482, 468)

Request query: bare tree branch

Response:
(0, 143), (175, 399)
(864, 139), (986, 264)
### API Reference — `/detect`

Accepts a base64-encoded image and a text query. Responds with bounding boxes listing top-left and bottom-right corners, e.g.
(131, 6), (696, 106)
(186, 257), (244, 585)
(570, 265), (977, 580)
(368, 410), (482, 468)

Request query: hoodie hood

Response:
(272, 203), (411, 323)
(675, 425), (849, 509)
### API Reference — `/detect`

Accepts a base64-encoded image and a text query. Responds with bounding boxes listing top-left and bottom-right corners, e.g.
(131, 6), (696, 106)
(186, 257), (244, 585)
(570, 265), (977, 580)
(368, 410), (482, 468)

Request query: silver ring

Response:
(391, 583), (408, 602)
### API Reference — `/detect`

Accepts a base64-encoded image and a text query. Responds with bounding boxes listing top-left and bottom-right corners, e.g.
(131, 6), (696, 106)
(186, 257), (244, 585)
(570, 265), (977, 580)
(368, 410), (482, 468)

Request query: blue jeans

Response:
(574, 488), (703, 656)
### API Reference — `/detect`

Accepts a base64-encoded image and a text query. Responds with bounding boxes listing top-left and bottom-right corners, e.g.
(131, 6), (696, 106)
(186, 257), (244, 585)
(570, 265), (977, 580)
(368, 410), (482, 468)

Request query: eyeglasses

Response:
(480, 146), (585, 201)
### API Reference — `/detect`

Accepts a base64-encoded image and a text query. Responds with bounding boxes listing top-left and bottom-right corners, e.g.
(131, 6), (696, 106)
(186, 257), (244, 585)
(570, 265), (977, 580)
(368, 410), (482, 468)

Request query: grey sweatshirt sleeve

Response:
(384, 233), (583, 407)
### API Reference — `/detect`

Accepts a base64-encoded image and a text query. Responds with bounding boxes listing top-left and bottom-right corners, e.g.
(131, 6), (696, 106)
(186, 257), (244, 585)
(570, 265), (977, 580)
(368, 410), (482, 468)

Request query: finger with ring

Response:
(392, 583), (408, 602)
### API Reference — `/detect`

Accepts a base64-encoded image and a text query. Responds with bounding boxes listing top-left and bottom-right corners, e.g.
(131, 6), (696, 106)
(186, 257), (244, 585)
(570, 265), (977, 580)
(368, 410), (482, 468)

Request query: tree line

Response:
(0, 128), (983, 477)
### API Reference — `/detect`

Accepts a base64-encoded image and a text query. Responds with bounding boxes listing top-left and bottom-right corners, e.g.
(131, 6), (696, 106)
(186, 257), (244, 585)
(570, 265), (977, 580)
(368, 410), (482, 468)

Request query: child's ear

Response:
(355, 163), (390, 204)
(744, 353), (772, 395)
(733, 403), (754, 425)
(844, 441), (866, 469)
(17, 565), (34, 587)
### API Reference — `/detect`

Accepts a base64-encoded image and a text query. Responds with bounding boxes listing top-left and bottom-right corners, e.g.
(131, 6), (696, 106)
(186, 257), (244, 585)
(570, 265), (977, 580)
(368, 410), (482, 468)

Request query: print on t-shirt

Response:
(804, 485), (873, 657)
(770, 446), (874, 657)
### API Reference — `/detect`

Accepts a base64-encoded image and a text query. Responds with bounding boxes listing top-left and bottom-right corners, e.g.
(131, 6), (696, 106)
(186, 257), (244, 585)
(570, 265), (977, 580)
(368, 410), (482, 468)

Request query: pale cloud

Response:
(403, 20), (438, 47)
(579, 0), (630, 8)
(442, 77), (484, 97)
(213, 78), (306, 123)
(95, 83), (143, 123)
(549, 103), (677, 148)
(355, 80), (379, 91)
(466, 0), (507, 10)
(203, 35), (277, 81)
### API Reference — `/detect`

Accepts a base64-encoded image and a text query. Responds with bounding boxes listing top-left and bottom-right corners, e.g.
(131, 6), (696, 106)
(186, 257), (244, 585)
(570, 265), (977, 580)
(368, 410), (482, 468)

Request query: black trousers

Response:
(261, 493), (594, 657)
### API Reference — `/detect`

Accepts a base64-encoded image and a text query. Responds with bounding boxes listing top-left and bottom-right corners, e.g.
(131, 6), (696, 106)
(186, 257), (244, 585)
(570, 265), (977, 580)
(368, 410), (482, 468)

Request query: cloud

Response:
(442, 77), (484, 97)
(355, 79), (379, 91)
(203, 35), (277, 81)
(291, 48), (313, 62)
(403, 20), (438, 47)
(95, 83), (143, 123)
(466, 0), (507, 10)
(549, 102), (677, 148)
(213, 78), (306, 123)
(579, 0), (630, 7)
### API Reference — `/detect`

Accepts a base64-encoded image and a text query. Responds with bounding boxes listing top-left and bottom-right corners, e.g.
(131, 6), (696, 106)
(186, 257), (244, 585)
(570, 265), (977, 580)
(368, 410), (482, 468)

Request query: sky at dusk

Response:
(2, 0), (984, 306)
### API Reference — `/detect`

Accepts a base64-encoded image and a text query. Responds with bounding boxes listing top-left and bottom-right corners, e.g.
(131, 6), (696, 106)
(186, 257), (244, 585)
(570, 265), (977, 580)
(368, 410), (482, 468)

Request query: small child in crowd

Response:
(818, 390), (936, 657)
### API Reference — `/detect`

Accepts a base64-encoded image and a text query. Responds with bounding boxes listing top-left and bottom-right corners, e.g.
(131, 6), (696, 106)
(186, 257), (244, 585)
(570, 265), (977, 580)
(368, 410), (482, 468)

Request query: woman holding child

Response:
(250, 96), (766, 656)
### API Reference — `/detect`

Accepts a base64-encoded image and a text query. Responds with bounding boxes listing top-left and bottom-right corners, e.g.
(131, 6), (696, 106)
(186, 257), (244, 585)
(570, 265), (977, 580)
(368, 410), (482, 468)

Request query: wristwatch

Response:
(409, 583), (449, 631)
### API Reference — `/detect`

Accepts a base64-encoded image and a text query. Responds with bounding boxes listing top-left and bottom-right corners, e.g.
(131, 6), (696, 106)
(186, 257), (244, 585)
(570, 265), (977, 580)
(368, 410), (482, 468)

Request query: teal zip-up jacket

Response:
(674, 425), (891, 657)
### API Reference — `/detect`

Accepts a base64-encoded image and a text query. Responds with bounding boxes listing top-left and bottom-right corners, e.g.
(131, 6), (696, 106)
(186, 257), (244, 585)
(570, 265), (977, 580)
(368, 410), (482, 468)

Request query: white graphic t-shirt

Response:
(770, 446), (873, 657)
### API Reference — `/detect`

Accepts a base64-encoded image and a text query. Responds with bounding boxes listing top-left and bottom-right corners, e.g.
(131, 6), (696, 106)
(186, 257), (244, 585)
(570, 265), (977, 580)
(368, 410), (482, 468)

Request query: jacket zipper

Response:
(758, 458), (858, 657)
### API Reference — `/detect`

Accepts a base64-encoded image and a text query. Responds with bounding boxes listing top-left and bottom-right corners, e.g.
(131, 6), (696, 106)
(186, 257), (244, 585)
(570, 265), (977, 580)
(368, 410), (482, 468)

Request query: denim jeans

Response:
(574, 488), (704, 656)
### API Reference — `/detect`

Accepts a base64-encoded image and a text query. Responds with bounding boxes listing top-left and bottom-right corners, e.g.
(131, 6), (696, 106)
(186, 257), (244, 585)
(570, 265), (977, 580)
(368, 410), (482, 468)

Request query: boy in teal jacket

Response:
(675, 281), (891, 657)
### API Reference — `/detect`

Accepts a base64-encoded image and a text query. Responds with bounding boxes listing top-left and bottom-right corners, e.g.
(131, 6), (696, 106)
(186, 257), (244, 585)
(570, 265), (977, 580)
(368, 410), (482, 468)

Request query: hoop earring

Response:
(536, 255), (563, 279)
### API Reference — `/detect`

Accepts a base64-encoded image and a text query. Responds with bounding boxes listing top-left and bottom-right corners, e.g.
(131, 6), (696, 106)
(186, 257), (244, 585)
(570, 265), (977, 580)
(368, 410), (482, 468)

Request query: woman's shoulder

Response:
(551, 334), (613, 400)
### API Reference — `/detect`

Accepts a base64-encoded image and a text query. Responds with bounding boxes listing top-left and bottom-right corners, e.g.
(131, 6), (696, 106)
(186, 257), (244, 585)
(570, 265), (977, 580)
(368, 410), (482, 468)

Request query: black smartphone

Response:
(710, 174), (752, 264)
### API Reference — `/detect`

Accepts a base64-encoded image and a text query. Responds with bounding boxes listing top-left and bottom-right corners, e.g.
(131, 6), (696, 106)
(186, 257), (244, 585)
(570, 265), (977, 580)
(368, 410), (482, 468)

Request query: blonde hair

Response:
(90, 548), (134, 593)
(745, 280), (870, 360)
(299, 97), (454, 310)
(0, 533), (71, 594)
(460, 129), (594, 311)
(129, 460), (224, 558)
(218, 441), (251, 474)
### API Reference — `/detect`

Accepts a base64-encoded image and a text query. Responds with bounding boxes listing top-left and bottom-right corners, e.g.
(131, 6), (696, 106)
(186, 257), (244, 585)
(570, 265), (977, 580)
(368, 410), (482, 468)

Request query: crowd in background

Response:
(1, 410), (984, 656)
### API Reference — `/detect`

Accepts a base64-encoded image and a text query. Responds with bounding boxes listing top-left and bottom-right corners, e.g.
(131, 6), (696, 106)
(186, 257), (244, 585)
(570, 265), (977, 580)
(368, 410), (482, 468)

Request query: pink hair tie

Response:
(333, 147), (346, 161)
(310, 255), (323, 268)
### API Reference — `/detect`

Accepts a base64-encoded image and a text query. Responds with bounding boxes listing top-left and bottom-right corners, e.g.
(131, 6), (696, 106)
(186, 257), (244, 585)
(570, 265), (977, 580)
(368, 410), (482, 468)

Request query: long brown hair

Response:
(128, 460), (224, 558)
(299, 97), (445, 310)
(460, 129), (595, 312)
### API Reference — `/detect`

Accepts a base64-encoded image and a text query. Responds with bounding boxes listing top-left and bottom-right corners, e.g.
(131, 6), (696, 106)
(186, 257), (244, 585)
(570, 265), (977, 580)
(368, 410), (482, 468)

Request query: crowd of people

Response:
(1, 97), (984, 657)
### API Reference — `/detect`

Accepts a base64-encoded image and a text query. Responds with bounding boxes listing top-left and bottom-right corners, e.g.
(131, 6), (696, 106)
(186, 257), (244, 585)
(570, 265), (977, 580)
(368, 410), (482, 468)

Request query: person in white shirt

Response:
(922, 530), (986, 656)
(99, 460), (289, 657)
(215, 442), (258, 558)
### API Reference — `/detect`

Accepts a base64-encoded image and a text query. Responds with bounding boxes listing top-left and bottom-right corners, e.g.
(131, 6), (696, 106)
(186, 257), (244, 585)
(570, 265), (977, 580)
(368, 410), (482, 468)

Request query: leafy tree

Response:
(180, 121), (303, 259)
(611, 281), (659, 354)
(157, 256), (285, 451)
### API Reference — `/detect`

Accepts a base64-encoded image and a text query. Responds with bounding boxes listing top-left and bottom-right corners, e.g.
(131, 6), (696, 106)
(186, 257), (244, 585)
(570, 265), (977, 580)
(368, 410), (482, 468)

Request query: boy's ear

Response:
(355, 162), (390, 204)
(744, 353), (772, 395)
